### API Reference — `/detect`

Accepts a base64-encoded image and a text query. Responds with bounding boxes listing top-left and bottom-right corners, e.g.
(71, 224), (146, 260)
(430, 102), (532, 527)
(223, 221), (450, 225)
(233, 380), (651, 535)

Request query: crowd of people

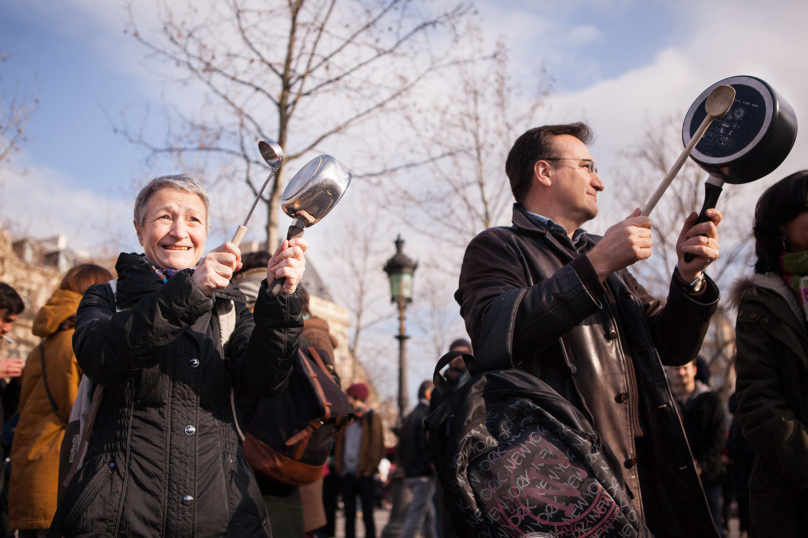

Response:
(0, 122), (805, 537)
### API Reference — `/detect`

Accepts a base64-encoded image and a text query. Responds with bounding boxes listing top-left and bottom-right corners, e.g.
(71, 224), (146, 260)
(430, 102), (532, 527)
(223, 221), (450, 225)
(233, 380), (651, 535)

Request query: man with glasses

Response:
(455, 123), (723, 538)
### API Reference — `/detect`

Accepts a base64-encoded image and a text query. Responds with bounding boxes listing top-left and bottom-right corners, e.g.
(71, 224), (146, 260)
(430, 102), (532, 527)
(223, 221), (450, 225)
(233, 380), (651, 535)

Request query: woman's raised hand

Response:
(192, 242), (243, 296)
(267, 238), (308, 295)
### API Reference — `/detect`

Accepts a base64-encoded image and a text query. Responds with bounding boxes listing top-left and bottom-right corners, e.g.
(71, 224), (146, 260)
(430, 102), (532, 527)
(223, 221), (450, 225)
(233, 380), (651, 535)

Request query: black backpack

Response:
(426, 289), (652, 538)
(239, 347), (355, 486)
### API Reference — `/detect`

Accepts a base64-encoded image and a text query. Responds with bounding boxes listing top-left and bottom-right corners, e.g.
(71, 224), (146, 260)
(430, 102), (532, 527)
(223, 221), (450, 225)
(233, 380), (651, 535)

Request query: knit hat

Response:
(346, 383), (369, 402)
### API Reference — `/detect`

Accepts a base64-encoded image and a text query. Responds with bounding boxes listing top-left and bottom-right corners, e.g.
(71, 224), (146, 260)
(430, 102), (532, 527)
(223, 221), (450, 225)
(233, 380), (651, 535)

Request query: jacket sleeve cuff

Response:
(669, 271), (720, 306)
(255, 280), (303, 323)
(570, 254), (605, 300)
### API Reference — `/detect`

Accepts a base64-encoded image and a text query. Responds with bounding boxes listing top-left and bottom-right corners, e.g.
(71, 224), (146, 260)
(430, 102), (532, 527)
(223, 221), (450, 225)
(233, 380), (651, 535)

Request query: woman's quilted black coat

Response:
(49, 253), (302, 537)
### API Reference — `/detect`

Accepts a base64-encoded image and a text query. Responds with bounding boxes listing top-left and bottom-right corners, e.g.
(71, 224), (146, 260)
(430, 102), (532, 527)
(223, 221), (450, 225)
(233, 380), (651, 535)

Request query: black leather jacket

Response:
(51, 253), (302, 538)
(456, 204), (720, 538)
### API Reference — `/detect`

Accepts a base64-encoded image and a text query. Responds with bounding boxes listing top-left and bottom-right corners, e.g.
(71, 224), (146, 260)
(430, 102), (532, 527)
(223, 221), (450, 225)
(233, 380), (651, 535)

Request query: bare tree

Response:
(326, 200), (395, 360)
(0, 53), (38, 168)
(611, 115), (755, 399)
(380, 23), (547, 251)
(121, 0), (470, 248)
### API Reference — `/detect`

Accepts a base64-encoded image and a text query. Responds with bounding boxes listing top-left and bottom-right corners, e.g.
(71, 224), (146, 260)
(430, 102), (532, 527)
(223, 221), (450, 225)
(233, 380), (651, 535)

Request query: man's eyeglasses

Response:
(542, 158), (598, 174)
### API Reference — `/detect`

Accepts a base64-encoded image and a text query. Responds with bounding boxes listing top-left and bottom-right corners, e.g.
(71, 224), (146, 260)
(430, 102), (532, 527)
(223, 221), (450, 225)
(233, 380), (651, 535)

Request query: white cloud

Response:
(530, 0), (808, 229)
(0, 159), (135, 253)
(568, 24), (602, 44)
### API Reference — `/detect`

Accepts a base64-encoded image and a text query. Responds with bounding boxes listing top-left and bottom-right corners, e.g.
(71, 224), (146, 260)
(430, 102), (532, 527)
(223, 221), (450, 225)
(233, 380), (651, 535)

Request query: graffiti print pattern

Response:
(446, 399), (642, 538)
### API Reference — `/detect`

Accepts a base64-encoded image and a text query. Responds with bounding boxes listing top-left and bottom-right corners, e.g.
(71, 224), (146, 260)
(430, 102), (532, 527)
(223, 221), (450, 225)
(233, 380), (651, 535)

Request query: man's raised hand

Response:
(587, 208), (653, 281)
(677, 209), (722, 282)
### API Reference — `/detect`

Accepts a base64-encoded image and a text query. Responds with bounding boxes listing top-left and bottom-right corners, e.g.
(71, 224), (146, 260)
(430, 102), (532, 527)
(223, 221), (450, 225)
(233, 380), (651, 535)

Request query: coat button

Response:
(615, 392), (629, 403)
(182, 495), (194, 505)
(185, 425), (196, 435)
(190, 358), (200, 368)
(109, 462), (115, 468)
(624, 458), (637, 469)
(608, 328), (618, 340)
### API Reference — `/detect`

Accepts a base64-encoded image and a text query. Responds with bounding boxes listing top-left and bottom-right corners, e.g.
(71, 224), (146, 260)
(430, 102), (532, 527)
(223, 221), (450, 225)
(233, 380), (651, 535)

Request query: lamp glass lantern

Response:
(383, 235), (417, 303)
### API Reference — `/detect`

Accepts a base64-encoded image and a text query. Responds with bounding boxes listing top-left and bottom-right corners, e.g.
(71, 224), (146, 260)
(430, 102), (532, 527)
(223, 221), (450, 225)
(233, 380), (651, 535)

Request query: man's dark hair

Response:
(449, 338), (471, 352)
(418, 380), (434, 400)
(0, 283), (24, 315)
(505, 122), (594, 203)
(753, 170), (808, 274)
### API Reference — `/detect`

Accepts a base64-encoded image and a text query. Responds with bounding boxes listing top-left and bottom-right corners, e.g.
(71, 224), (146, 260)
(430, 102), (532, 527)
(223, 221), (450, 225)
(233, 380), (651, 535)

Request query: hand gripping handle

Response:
(268, 224), (306, 296)
(683, 179), (723, 263)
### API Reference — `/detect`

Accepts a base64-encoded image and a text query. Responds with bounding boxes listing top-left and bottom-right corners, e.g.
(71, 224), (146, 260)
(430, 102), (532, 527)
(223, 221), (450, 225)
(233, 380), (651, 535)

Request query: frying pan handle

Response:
(683, 180), (723, 263)
(268, 224), (307, 296)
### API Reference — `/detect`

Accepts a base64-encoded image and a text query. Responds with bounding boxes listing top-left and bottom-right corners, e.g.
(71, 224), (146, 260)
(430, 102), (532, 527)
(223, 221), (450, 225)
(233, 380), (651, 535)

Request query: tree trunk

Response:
(266, 164), (285, 249)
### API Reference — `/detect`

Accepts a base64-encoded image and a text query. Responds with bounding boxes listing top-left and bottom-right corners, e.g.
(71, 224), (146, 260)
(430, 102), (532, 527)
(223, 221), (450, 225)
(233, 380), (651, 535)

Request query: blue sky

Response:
(0, 0), (681, 199)
(3, 0), (808, 404)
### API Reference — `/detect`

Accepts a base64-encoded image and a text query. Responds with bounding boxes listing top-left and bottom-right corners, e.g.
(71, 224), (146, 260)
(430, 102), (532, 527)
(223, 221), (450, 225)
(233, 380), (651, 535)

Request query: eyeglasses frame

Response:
(541, 157), (598, 174)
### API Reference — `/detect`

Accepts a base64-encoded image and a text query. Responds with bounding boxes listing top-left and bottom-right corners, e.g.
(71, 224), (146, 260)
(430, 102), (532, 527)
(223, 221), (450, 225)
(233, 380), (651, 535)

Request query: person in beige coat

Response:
(9, 264), (112, 537)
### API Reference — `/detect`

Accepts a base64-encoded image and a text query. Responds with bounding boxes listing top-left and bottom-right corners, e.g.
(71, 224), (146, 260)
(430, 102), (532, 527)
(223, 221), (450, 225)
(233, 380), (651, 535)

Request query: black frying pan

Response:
(682, 75), (798, 261)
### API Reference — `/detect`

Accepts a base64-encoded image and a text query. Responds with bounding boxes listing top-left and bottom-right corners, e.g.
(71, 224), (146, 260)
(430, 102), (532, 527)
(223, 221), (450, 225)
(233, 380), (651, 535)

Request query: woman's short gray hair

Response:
(134, 174), (211, 229)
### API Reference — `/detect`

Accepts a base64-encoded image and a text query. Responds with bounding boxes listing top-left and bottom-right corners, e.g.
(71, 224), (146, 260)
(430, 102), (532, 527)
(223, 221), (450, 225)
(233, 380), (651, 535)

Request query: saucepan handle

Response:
(683, 179), (724, 263)
(268, 225), (307, 296)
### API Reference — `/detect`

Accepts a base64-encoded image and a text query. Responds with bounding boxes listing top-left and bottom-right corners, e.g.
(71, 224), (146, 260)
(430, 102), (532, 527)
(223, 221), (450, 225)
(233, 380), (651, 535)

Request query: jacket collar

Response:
(114, 252), (246, 309)
(512, 203), (548, 235)
(734, 272), (808, 339)
(115, 253), (167, 309)
(511, 203), (596, 260)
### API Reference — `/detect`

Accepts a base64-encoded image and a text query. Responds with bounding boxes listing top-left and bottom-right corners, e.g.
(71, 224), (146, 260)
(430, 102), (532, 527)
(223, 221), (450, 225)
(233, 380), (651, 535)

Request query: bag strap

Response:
(433, 288), (526, 395)
(214, 298), (246, 442)
(433, 350), (472, 395)
(307, 347), (338, 388)
(467, 288), (527, 374)
(63, 383), (104, 487)
(284, 349), (334, 459)
(39, 342), (65, 425)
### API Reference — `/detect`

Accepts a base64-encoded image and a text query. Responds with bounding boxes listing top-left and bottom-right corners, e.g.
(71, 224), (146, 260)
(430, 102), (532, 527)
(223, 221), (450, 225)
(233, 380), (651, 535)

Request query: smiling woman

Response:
(49, 174), (308, 537)
(134, 175), (209, 270)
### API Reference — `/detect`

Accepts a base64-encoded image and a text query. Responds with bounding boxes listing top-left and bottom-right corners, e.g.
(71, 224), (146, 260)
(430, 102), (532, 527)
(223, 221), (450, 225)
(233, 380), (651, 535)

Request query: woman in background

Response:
(734, 170), (808, 537)
(9, 264), (113, 538)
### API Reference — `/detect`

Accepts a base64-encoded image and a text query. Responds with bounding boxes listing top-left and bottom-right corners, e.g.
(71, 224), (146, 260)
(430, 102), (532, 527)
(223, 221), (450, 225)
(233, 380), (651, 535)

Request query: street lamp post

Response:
(383, 235), (418, 420)
(381, 235), (418, 538)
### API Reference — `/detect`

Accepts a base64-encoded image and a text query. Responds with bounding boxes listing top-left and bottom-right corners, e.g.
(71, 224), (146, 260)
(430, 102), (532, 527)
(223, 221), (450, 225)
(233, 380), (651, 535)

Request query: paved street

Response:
(334, 506), (391, 538)
(329, 502), (743, 537)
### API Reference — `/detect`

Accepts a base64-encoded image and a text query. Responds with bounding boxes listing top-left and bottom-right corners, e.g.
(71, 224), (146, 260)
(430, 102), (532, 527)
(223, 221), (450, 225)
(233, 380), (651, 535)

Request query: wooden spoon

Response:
(641, 85), (736, 216)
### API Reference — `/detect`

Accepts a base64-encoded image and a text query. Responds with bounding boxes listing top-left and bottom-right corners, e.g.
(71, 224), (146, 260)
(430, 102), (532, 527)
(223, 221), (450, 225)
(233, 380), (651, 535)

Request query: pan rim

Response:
(683, 75), (774, 165)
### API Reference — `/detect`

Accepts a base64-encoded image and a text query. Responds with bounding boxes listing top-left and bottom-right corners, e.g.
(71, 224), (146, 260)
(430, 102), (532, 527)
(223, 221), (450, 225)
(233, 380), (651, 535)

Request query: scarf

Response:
(145, 256), (196, 283)
(780, 251), (808, 319)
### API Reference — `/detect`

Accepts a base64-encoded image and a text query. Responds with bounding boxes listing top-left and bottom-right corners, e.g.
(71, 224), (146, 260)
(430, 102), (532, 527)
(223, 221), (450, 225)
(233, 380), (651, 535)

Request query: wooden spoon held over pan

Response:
(641, 85), (736, 217)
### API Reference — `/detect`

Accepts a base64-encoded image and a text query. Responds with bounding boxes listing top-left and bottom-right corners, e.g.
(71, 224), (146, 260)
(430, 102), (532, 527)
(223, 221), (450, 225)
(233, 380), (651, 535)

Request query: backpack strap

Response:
(467, 288), (527, 374)
(216, 299), (237, 349)
(286, 349), (332, 459)
(433, 350), (472, 395)
(214, 297), (244, 442)
(433, 288), (526, 395)
(39, 342), (64, 425)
